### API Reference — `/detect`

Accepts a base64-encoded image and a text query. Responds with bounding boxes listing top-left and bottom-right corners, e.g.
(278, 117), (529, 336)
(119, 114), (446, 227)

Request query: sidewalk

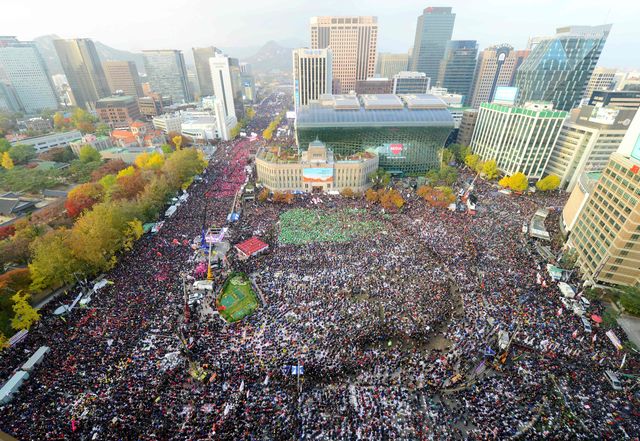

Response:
(617, 314), (640, 349)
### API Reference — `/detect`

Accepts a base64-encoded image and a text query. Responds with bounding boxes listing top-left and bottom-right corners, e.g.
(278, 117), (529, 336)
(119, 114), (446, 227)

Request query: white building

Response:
(582, 67), (616, 102)
(292, 48), (333, 111)
(69, 134), (113, 155)
(152, 114), (183, 134)
(471, 102), (567, 179)
(202, 96), (234, 140)
(209, 54), (240, 123)
(11, 130), (83, 154)
(393, 71), (431, 94)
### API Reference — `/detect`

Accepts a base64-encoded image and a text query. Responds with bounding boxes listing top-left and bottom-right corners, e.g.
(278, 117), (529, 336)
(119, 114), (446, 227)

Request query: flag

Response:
(572, 329), (578, 339)
(592, 334), (597, 342)
(557, 308), (563, 317)
(217, 305), (226, 311)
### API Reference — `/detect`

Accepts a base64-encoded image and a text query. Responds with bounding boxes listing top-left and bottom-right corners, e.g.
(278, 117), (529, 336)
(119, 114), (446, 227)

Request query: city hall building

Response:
(256, 140), (378, 193)
(295, 94), (454, 174)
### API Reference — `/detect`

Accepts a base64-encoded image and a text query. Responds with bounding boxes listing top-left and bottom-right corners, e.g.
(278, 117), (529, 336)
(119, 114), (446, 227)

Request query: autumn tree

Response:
(65, 182), (104, 217)
(111, 169), (147, 200)
(379, 189), (405, 211)
(257, 188), (269, 202)
(71, 107), (96, 133)
(1, 151), (14, 169)
(90, 159), (128, 181)
(29, 228), (83, 291)
(536, 174), (561, 191)
(509, 172), (529, 192)
(340, 187), (355, 198)
(482, 160), (499, 180)
(172, 135), (183, 150)
(0, 225), (15, 240)
(135, 151), (165, 170)
(464, 154), (480, 171)
(498, 176), (510, 188)
(78, 145), (101, 163)
(365, 188), (379, 203)
(11, 291), (40, 331)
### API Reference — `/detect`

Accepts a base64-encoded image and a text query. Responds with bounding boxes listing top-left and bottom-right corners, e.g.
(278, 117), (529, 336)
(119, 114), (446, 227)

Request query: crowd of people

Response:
(0, 97), (639, 439)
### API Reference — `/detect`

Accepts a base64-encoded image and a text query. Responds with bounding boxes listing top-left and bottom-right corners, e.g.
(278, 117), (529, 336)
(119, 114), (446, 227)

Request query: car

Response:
(578, 296), (591, 307)
(604, 370), (623, 391)
(581, 316), (592, 333)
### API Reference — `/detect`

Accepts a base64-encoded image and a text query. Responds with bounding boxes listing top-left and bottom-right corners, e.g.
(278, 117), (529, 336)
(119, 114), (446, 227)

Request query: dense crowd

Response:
(0, 98), (639, 439)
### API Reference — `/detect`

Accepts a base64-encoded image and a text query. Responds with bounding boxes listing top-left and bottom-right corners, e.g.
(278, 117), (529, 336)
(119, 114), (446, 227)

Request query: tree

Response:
(365, 188), (379, 203)
(536, 174), (561, 191)
(135, 151), (165, 170)
(71, 107), (96, 133)
(91, 159), (128, 181)
(262, 127), (273, 140)
(558, 249), (578, 269)
(272, 192), (294, 204)
(53, 112), (68, 131)
(379, 189), (405, 211)
(0, 225), (15, 240)
(29, 228), (83, 291)
(498, 176), (510, 188)
(8, 144), (36, 164)
(0, 138), (11, 153)
(78, 145), (101, 163)
(0, 333), (8, 350)
(10, 291), (40, 331)
(95, 123), (110, 137)
(230, 123), (242, 138)
(482, 160), (499, 180)
(620, 286), (640, 316)
(246, 107), (256, 119)
(65, 182), (104, 217)
(167, 132), (191, 149)
(464, 154), (480, 170)
(257, 188), (269, 202)
(111, 170), (147, 200)
(117, 166), (136, 179)
(38, 146), (76, 163)
(509, 172), (529, 192)
(172, 135), (183, 150)
(441, 148), (454, 166)
(340, 187), (355, 198)
(1, 152), (14, 169)
(370, 168), (391, 189)
(161, 144), (173, 155)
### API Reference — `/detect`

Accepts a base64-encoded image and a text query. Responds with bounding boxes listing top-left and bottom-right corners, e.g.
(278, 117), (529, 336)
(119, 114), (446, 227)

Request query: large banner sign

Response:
(303, 168), (333, 183)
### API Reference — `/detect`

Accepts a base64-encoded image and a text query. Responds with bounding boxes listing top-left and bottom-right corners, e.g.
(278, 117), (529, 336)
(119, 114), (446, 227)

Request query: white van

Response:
(579, 296), (591, 307)
(580, 316), (592, 333)
(604, 370), (622, 391)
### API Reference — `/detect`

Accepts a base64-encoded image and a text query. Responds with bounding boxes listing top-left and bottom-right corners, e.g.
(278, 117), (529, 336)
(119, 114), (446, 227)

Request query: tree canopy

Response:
(536, 174), (561, 191)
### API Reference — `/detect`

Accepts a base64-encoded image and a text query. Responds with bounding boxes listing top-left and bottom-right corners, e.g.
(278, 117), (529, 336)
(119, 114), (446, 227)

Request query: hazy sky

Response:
(2, 0), (639, 68)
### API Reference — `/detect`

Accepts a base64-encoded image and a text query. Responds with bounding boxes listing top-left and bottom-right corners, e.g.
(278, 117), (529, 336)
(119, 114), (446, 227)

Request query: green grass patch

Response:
(278, 208), (384, 245)
(217, 272), (259, 323)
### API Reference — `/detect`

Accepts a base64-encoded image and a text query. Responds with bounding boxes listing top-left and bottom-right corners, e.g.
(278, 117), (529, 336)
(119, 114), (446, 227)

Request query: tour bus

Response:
(604, 370), (623, 391)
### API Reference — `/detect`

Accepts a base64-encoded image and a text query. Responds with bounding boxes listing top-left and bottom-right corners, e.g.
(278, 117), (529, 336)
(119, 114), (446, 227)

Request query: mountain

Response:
(244, 41), (293, 74)
(33, 35), (146, 76)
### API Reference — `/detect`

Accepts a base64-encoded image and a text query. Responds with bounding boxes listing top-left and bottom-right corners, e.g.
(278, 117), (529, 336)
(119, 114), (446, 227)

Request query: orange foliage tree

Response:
(65, 182), (104, 218)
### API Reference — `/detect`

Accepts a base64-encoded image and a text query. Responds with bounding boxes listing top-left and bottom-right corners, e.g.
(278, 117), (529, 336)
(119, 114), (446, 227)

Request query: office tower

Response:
(376, 53), (409, 78)
(292, 48), (333, 110)
(0, 82), (20, 112)
(456, 109), (478, 146)
(355, 78), (393, 94)
(0, 37), (58, 114)
(569, 111), (640, 287)
(589, 90), (640, 111)
(469, 44), (528, 108)
(545, 106), (636, 191)
(143, 50), (192, 103)
(392, 71), (430, 94)
(515, 25), (612, 111)
(310, 16), (378, 93)
(436, 40), (478, 104)
(192, 46), (219, 97)
(583, 67), (616, 101)
(617, 72), (640, 91)
(54, 38), (110, 110)
(239, 63), (255, 103)
(209, 54), (242, 123)
(103, 61), (143, 97)
(470, 102), (567, 178)
(95, 95), (142, 128)
(410, 7), (456, 82)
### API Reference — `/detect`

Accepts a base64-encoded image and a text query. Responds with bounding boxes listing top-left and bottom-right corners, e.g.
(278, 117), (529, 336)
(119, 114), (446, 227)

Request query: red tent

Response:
(235, 237), (269, 259)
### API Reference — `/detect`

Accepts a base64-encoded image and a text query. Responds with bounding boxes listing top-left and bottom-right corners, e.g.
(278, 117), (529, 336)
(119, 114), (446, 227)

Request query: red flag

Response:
(631, 164), (639, 174)
(217, 305), (226, 311)
(572, 329), (578, 339)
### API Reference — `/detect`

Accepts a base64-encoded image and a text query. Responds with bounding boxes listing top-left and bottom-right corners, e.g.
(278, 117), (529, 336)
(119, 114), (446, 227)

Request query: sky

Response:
(2, 0), (639, 69)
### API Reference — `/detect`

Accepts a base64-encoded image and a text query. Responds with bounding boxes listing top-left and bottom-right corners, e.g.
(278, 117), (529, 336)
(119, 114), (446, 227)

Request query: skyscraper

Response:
(209, 54), (242, 122)
(292, 48), (332, 110)
(409, 7), (456, 82)
(436, 40), (478, 103)
(515, 25), (612, 111)
(310, 16), (378, 93)
(0, 36), (58, 114)
(53, 38), (110, 110)
(103, 61), (143, 97)
(392, 71), (430, 94)
(469, 44), (527, 108)
(192, 46), (219, 98)
(376, 53), (409, 78)
(143, 50), (192, 103)
(582, 66), (616, 101)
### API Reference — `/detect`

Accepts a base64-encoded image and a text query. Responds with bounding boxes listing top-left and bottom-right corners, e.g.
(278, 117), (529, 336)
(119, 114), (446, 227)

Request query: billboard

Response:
(303, 168), (333, 183)
(390, 143), (403, 155)
(589, 107), (619, 125)
(493, 86), (518, 105)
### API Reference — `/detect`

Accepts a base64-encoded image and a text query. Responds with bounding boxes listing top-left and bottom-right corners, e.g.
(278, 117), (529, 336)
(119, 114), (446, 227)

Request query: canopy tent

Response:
(235, 237), (269, 259)
(557, 282), (576, 298)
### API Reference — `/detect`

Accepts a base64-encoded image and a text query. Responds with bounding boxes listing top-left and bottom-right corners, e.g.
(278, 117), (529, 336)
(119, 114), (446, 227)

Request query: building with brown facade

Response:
(95, 95), (141, 128)
(103, 61), (143, 97)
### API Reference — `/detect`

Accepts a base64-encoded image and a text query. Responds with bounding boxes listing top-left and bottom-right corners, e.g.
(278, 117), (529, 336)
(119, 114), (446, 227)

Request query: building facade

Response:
(515, 25), (612, 111)
(209, 54), (243, 121)
(436, 40), (478, 103)
(0, 36), (58, 114)
(376, 53), (409, 79)
(456, 109), (478, 146)
(355, 78), (393, 95)
(469, 44), (527, 109)
(95, 95), (142, 128)
(11, 130), (83, 154)
(192, 46), (219, 98)
(392, 71), (430, 94)
(292, 48), (332, 111)
(310, 16), (378, 93)
(103, 61), (143, 97)
(589, 90), (640, 110)
(54, 38), (110, 110)
(470, 102), (567, 179)
(582, 67), (616, 101)
(545, 105), (635, 191)
(256, 140), (378, 193)
(143, 50), (192, 104)
(409, 7), (456, 83)
(295, 94), (453, 174)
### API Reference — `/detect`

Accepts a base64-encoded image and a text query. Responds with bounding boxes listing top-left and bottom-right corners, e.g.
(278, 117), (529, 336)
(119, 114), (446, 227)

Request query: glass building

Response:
(515, 25), (611, 111)
(143, 50), (193, 104)
(295, 94), (454, 174)
(410, 7), (456, 83)
(437, 40), (478, 104)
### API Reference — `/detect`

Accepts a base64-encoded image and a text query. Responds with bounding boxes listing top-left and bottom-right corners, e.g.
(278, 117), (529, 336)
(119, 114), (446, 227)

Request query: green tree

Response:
(482, 159), (499, 180)
(536, 174), (561, 191)
(1, 151), (14, 169)
(161, 144), (173, 155)
(441, 148), (454, 165)
(370, 168), (391, 189)
(0, 138), (10, 153)
(246, 107), (256, 119)
(78, 145), (101, 163)
(464, 154), (480, 171)
(8, 144), (36, 164)
(29, 228), (84, 291)
(95, 123), (110, 137)
(71, 108), (96, 133)
(620, 287), (640, 316)
(10, 291), (40, 331)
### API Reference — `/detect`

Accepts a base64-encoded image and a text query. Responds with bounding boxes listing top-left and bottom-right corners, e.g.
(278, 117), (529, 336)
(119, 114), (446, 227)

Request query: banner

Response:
(606, 330), (623, 350)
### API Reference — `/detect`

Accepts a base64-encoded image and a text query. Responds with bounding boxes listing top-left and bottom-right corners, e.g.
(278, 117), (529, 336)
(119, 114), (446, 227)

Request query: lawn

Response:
(278, 208), (383, 245)
(217, 272), (259, 322)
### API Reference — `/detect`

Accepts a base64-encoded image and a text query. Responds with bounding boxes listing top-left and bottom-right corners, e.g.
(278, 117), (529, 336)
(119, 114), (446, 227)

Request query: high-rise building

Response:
(95, 95), (142, 128)
(456, 109), (478, 146)
(436, 40), (478, 103)
(310, 16), (378, 93)
(469, 44), (528, 109)
(582, 67), (616, 101)
(545, 105), (636, 191)
(355, 78), (392, 95)
(376, 53), (409, 78)
(192, 46), (219, 98)
(409, 7), (456, 83)
(209, 54), (242, 123)
(589, 90), (640, 111)
(239, 62), (256, 103)
(568, 111), (640, 287)
(0, 37), (58, 114)
(103, 61), (143, 97)
(0, 82), (20, 112)
(54, 38), (110, 110)
(143, 50), (192, 104)
(470, 101), (567, 179)
(392, 71), (430, 94)
(292, 48), (333, 110)
(515, 25), (612, 111)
